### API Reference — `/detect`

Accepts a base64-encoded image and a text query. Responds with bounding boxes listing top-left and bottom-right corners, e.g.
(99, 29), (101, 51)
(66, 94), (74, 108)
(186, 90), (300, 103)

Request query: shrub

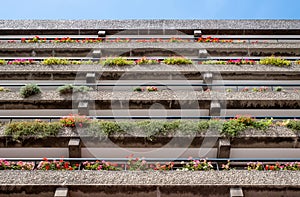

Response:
(59, 114), (90, 128)
(0, 60), (7, 65)
(134, 86), (158, 92)
(227, 59), (255, 65)
(8, 59), (35, 65)
(286, 120), (300, 132)
(42, 58), (70, 65)
(20, 84), (41, 98)
(0, 87), (10, 92)
(82, 160), (120, 171)
(163, 57), (193, 65)
(135, 57), (160, 65)
(274, 86), (283, 92)
(0, 160), (35, 170)
(4, 120), (62, 140)
(180, 159), (213, 171)
(259, 57), (291, 67)
(37, 158), (79, 171)
(57, 84), (92, 95)
(201, 60), (227, 65)
(102, 57), (135, 66)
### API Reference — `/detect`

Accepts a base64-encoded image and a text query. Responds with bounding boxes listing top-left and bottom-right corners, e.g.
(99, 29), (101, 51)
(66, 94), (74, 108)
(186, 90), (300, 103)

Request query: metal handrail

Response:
(2, 158), (300, 162)
(0, 116), (299, 121)
(1, 83), (300, 87)
(0, 57), (299, 61)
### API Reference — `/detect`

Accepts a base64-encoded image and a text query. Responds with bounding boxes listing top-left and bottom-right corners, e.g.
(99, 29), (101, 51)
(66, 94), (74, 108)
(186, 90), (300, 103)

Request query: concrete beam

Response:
(68, 138), (81, 158)
(230, 187), (244, 197)
(54, 187), (68, 197)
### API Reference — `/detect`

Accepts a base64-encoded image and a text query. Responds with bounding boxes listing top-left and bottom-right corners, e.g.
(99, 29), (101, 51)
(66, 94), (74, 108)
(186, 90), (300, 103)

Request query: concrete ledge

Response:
(0, 20), (299, 30)
(0, 42), (299, 49)
(0, 171), (300, 186)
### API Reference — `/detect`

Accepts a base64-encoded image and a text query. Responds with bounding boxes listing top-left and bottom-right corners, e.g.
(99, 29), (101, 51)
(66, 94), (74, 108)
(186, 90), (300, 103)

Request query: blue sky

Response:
(0, 0), (299, 20)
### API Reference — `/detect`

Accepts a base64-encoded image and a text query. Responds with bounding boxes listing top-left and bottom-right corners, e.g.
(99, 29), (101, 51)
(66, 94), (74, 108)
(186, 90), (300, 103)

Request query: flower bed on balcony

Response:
(1, 115), (300, 142)
(3, 36), (268, 44)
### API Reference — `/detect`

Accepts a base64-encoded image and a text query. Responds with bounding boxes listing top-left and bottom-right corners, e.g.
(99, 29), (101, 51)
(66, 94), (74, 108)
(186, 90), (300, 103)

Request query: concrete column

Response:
(157, 187), (161, 197)
(198, 49), (208, 58)
(230, 187), (244, 197)
(217, 139), (231, 158)
(98, 30), (106, 37)
(86, 73), (97, 90)
(92, 50), (102, 59)
(194, 30), (202, 38)
(54, 187), (68, 197)
(78, 101), (89, 116)
(210, 101), (221, 116)
(203, 72), (213, 91)
(68, 138), (81, 158)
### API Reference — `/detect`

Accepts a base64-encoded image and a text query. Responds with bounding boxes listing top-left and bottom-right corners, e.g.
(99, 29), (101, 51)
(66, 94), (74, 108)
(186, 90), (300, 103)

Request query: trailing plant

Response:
(259, 57), (291, 67)
(163, 57), (193, 65)
(4, 120), (62, 141)
(20, 84), (41, 98)
(102, 57), (135, 66)
(57, 84), (92, 95)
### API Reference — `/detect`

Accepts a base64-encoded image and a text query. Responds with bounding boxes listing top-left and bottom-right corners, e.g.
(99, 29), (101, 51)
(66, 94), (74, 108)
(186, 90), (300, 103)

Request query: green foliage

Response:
(20, 84), (41, 98)
(0, 87), (10, 92)
(0, 60), (7, 65)
(274, 86), (283, 92)
(57, 84), (92, 95)
(4, 120), (62, 141)
(102, 57), (135, 66)
(222, 119), (246, 136)
(163, 57), (193, 65)
(259, 57), (291, 67)
(135, 57), (159, 65)
(202, 60), (227, 65)
(41, 58), (70, 65)
(286, 120), (300, 132)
